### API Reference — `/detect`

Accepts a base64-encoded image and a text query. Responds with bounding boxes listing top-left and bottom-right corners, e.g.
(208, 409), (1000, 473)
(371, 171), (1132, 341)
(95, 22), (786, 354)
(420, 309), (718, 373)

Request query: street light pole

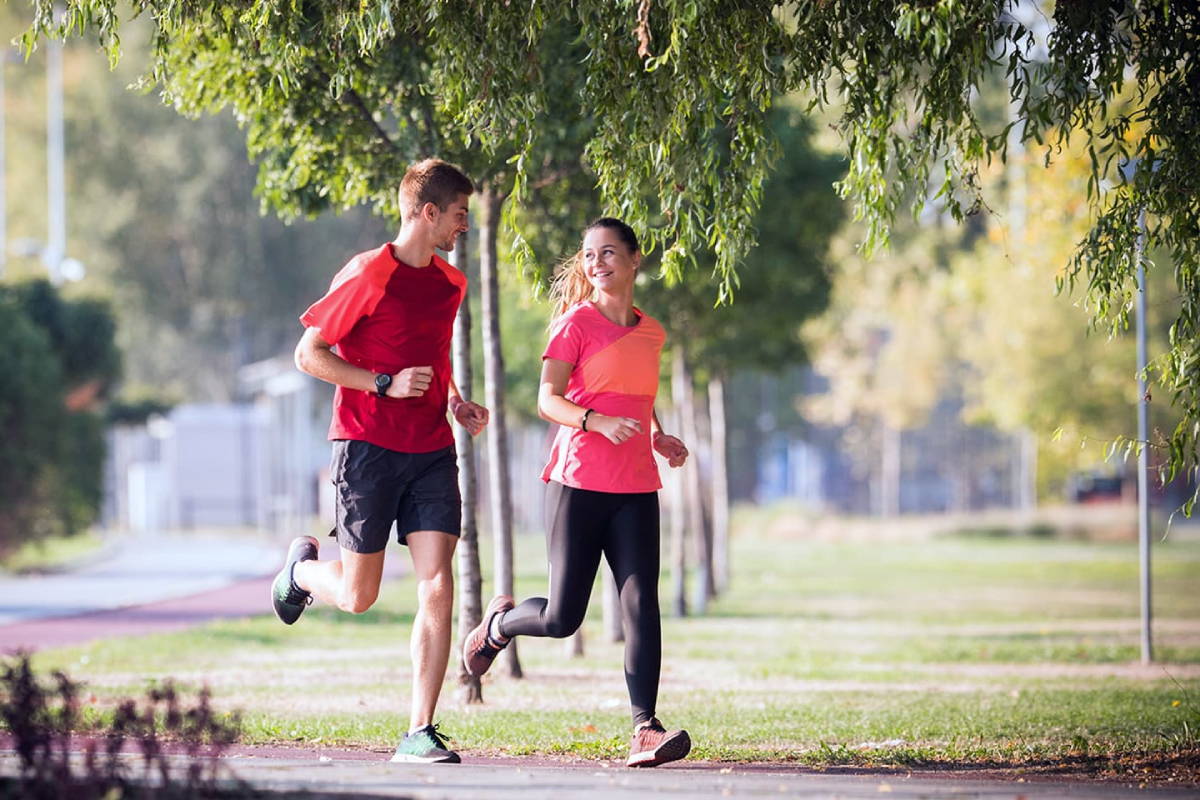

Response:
(1122, 155), (1153, 665)
(44, 28), (65, 285)
(1134, 205), (1152, 664)
(1, 50), (7, 281)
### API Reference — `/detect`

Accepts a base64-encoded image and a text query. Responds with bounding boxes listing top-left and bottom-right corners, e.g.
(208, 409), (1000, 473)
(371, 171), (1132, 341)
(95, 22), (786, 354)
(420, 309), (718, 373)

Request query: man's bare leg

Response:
(405, 530), (457, 729)
(294, 545), (385, 614)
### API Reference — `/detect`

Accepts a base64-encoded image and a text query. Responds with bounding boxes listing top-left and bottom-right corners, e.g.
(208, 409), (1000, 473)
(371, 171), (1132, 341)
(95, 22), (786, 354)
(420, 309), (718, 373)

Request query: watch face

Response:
(375, 373), (392, 394)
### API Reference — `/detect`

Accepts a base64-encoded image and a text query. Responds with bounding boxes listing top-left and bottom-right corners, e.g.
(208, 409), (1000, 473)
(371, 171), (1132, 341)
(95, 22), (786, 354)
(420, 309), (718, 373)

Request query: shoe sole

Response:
(389, 752), (461, 764)
(626, 730), (691, 768)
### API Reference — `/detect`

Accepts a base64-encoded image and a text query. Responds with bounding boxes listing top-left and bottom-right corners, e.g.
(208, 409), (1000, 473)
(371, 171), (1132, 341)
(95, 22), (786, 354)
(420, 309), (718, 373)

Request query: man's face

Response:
(433, 194), (471, 252)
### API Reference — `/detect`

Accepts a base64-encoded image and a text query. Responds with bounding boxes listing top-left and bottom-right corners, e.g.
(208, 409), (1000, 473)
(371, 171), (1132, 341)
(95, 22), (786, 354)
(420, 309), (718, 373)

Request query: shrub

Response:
(0, 653), (245, 799)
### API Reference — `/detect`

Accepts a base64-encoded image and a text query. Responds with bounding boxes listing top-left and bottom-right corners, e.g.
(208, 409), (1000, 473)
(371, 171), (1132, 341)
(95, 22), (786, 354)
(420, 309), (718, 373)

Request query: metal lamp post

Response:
(1121, 157), (1153, 665)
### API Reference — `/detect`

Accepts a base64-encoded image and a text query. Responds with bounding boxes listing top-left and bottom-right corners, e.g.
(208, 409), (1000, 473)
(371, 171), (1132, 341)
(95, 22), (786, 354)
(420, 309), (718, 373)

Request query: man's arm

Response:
(294, 326), (431, 398)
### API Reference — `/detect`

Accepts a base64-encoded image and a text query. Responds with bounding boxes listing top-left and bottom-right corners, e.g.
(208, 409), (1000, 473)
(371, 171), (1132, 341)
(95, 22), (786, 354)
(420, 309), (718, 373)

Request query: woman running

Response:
(463, 217), (691, 768)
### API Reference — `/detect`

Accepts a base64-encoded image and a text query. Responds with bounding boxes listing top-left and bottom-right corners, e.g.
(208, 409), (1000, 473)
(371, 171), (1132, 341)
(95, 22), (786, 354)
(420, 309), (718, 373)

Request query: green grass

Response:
(0, 530), (107, 574)
(17, 518), (1200, 768)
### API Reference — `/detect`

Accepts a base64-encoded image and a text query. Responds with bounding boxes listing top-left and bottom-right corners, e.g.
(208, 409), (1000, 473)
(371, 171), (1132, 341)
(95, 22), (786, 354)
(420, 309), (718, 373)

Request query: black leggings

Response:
(498, 481), (661, 725)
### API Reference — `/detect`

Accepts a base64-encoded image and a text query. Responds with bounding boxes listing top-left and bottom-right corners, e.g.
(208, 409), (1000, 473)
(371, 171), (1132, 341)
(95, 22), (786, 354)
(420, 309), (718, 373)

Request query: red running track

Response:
(0, 575), (275, 654)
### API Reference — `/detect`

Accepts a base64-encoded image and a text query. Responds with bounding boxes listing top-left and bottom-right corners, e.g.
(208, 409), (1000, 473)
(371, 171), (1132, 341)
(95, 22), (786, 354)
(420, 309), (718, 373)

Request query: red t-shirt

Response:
(541, 302), (666, 493)
(299, 244), (466, 454)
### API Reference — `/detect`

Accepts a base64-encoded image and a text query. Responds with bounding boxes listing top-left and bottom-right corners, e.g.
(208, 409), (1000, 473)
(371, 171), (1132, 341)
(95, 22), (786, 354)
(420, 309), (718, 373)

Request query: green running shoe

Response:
(271, 536), (318, 625)
(389, 723), (460, 764)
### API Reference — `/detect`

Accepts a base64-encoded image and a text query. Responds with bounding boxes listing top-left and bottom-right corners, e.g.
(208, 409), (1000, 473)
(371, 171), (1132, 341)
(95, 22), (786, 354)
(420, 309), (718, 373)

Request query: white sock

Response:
(488, 612), (509, 643)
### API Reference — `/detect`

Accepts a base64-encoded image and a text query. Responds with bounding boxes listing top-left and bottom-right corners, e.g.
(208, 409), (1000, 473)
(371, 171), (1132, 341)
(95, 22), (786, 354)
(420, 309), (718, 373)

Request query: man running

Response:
(271, 158), (487, 764)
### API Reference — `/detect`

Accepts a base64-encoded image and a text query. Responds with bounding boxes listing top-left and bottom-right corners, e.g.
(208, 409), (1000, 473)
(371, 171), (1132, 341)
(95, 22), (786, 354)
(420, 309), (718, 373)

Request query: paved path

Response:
(216, 757), (1199, 799)
(0, 531), (410, 653)
(1, 747), (1194, 799)
(0, 533), (280, 625)
(0, 574), (275, 652)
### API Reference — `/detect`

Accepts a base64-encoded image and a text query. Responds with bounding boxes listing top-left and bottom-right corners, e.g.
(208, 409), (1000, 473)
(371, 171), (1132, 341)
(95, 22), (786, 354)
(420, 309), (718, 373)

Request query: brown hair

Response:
(398, 159), (474, 219)
(548, 217), (640, 319)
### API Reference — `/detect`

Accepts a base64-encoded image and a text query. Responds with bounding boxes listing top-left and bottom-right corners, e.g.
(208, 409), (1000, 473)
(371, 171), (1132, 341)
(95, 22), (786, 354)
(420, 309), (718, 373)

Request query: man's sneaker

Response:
(270, 536), (318, 625)
(626, 718), (691, 767)
(462, 594), (515, 677)
(390, 723), (460, 764)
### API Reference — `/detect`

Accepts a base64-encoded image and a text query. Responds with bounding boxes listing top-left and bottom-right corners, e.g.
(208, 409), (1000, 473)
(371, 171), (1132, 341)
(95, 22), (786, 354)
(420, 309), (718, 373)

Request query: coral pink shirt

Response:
(541, 302), (666, 493)
(300, 244), (466, 454)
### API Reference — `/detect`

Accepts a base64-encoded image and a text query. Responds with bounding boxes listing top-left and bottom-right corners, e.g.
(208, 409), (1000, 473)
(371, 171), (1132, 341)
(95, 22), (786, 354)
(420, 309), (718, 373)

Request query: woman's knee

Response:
(542, 606), (586, 638)
(619, 580), (659, 619)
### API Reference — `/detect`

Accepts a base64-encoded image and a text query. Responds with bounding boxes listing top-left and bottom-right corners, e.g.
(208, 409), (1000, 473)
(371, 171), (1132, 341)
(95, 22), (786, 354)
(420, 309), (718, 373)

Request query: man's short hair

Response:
(399, 159), (474, 218)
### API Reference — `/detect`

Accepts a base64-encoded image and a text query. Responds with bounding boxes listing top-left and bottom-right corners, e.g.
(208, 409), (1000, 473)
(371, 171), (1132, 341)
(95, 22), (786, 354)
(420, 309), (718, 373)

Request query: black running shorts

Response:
(329, 439), (461, 553)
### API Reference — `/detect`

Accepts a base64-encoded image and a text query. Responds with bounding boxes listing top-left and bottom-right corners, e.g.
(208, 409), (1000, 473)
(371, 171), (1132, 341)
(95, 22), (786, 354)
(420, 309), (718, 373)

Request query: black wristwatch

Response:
(374, 373), (392, 397)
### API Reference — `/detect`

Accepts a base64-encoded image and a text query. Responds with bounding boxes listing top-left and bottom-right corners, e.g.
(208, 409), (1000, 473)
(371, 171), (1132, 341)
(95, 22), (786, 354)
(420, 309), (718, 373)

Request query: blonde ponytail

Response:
(548, 250), (594, 322)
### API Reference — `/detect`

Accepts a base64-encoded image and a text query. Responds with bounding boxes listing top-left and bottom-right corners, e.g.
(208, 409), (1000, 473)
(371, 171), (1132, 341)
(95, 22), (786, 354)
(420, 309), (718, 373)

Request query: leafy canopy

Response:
(23, 1), (1200, 498)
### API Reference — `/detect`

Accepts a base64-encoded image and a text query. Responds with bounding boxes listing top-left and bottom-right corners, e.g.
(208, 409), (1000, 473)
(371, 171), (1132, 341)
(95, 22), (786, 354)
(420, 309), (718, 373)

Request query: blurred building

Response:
(102, 357), (328, 534)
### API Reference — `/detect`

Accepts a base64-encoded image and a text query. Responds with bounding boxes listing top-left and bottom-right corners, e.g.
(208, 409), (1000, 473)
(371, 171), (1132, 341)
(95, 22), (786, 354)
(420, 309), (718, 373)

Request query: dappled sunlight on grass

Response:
(22, 527), (1200, 765)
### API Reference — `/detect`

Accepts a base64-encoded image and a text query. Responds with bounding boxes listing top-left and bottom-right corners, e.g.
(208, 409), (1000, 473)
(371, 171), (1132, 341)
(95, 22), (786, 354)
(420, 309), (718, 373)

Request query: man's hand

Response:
(652, 432), (688, 468)
(451, 397), (489, 436)
(387, 366), (434, 398)
(589, 413), (643, 445)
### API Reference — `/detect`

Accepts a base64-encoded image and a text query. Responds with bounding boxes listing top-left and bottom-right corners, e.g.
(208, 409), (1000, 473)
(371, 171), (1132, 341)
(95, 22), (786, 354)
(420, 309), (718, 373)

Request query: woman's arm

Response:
(649, 408), (689, 468)
(538, 358), (642, 445)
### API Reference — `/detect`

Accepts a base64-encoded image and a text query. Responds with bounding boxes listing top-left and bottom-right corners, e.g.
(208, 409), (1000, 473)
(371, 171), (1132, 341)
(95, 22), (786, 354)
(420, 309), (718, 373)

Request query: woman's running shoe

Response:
(390, 723), (460, 763)
(270, 536), (318, 625)
(462, 594), (515, 676)
(626, 718), (691, 767)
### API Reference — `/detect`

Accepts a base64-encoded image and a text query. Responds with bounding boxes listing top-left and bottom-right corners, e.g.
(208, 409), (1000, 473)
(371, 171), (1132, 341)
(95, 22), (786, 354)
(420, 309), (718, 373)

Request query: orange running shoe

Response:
(626, 718), (691, 767)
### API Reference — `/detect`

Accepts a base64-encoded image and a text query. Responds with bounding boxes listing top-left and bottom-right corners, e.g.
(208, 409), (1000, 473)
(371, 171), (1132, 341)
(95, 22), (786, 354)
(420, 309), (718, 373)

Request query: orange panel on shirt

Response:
(577, 325), (662, 398)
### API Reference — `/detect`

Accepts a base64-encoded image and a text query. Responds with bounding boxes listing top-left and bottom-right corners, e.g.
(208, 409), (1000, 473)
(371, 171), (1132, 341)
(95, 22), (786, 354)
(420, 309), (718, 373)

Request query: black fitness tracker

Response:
(581, 408), (594, 431)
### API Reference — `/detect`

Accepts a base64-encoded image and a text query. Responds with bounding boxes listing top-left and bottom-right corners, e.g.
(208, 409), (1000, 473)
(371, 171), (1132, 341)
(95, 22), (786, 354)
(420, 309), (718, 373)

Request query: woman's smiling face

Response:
(582, 226), (640, 295)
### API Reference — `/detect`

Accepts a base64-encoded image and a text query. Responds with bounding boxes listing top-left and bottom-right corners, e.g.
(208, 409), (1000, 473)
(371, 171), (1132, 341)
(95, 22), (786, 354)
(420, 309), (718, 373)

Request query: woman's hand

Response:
(451, 397), (489, 436)
(589, 413), (643, 445)
(652, 432), (688, 468)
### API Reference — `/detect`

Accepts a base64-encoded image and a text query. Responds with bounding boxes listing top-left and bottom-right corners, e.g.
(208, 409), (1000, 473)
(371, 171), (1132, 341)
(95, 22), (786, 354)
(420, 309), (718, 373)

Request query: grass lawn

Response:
(0, 530), (108, 574)
(16, 514), (1200, 773)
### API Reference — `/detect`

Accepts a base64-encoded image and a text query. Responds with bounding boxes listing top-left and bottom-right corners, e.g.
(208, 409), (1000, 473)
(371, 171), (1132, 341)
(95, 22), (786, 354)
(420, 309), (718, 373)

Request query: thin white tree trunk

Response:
(1020, 428), (1037, 510)
(669, 350), (688, 618)
(565, 626), (585, 656)
(479, 184), (522, 679)
(880, 421), (901, 517)
(708, 375), (730, 594)
(602, 563), (624, 642)
(450, 233), (483, 703)
(677, 351), (711, 613)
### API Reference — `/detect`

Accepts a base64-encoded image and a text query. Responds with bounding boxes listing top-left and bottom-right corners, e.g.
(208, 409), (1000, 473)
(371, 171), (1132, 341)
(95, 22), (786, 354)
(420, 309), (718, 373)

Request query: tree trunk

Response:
(1019, 427), (1037, 511)
(669, 347), (689, 617)
(602, 563), (624, 642)
(676, 347), (711, 614)
(479, 183), (523, 679)
(565, 627), (585, 657)
(450, 233), (483, 704)
(708, 374), (730, 594)
(880, 421), (901, 517)
(694, 382), (716, 601)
